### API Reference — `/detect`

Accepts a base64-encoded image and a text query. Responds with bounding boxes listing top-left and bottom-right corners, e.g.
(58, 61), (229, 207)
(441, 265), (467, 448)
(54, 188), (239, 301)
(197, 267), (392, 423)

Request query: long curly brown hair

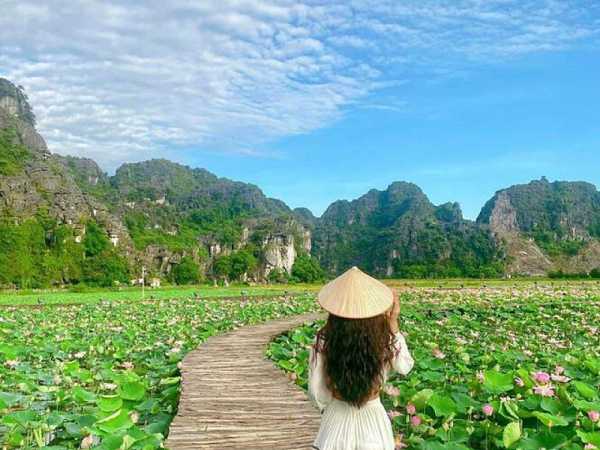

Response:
(313, 313), (397, 408)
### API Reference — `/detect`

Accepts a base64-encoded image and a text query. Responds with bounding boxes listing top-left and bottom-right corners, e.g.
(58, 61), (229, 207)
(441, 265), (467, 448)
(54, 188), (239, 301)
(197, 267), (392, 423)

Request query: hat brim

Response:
(316, 266), (394, 319)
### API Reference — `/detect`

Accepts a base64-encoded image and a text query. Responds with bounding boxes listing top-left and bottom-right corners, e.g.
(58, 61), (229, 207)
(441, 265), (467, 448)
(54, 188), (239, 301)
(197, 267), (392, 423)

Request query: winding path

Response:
(166, 312), (326, 450)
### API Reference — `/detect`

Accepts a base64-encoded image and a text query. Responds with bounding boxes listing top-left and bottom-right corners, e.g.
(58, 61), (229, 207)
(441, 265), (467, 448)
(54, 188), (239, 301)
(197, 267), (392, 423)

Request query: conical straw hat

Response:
(317, 266), (394, 319)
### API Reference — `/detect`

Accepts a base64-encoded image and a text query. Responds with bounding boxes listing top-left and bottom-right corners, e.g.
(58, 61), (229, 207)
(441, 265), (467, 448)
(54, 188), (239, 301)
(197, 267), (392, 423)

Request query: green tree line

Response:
(0, 212), (130, 288)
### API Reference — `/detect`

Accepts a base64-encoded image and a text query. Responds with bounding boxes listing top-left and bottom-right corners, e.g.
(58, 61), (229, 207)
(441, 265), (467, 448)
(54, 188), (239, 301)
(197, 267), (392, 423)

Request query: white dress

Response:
(308, 331), (415, 450)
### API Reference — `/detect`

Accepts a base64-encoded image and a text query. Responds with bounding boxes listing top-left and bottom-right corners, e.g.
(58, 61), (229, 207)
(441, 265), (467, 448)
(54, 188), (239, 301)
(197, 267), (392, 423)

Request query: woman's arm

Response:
(307, 341), (333, 410)
(386, 289), (400, 333)
(391, 331), (415, 375)
(387, 289), (415, 375)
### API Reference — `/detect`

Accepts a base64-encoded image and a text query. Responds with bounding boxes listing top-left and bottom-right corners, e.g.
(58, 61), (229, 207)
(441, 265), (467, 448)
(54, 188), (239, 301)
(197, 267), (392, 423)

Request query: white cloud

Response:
(0, 0), (597, 170)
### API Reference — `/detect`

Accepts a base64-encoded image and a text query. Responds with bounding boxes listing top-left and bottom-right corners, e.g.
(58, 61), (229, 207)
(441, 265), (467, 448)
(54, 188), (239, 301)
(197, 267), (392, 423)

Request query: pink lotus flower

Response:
(122, 361), (134, 369)
(515, 377), (525, 387)
(406, 404), (416, 415)
(384, 386), (401, 397)
(482, 404), (494, 416)
(411, 415), (422, 427)
(533, 372), (550, 384)
(387, 410), (400, 420)
(395, 433), (408, 449)
(588, 410), (600, 422)
(290, 373), (297, 381)
(54, 375), (62, 384)
(523, 350), (534, 357)
(533, 384), (555, 397)
(433, 349), (446, 359)
(550, 374), (571, 383)
(6, 360), (19, 369)
(476, 372), (485, 383)
(455, 337), (467, 345)
(80, 435), (95, 449)
(584, 444), (597, 450)
(554, 365), (564, 374)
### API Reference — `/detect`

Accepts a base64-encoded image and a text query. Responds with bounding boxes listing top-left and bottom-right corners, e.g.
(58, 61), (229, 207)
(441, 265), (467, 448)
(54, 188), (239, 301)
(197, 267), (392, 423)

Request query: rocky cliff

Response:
(0, 78), (310, 286)
(478, 179), (600, 276)
(0, 88), (130, 248)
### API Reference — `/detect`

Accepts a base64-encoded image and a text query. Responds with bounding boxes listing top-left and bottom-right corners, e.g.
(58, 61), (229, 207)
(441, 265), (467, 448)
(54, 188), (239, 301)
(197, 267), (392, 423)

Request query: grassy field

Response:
(1, 278), (598, 306)
(0, 284), (320, 306)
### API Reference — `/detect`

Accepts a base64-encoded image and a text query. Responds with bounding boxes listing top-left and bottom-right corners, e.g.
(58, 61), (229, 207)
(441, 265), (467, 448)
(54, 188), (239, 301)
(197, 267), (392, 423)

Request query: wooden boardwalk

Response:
(166, 313), (326, 450)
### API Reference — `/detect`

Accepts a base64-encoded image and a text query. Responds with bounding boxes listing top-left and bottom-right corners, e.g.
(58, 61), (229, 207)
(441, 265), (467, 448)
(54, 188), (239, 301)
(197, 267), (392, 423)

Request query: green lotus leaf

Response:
(0, 392), (23, 406)
(520, 429), (567, 450)
(576, 430), (600, 446)
(532, 411), (570, 427)
(72, 386), (98, 403)
(3, 410), (40, 426)
(410, 388), (435, 409)
(482, 370), (514, 394)
(540, 397), (561, 414)
(584, 358), (600, 375)
(8, 432), (25, 447)
(65, 422), (84, 438)
(421, 371), (445, 382)
(158, 377), (180, 386)
(502, 422), (521, 448)
(277, 359), (294, 371)
(98, 394), (123, 412)
(573, 381), (598, 400)
(121, 381), (146, 401)
(422, 441), (471, 450)
(428, 394), (458, 417)
(573, 399), (600, 412)
(0, 343), (18, 360)
(95, 409), (134, 433)
(100, 435), (124, 450)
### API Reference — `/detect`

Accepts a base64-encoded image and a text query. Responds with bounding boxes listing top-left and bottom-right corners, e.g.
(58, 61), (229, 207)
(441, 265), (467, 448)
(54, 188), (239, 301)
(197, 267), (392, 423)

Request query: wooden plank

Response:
(166, 313), (325, 450)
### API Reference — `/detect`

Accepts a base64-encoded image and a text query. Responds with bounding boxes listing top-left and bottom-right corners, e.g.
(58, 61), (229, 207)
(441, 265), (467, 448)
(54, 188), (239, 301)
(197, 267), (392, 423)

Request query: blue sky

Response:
(2, 0), (599, 219)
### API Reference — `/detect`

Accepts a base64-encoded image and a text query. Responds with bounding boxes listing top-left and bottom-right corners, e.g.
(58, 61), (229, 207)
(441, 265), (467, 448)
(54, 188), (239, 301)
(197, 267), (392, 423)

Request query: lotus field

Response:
(268, 285), (600, 450)
(0, 294), (319, 449)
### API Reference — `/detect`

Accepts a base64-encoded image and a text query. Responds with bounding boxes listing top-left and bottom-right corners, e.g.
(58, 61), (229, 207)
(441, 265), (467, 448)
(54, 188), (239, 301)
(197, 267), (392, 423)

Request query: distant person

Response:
(308, 266), (414, 450)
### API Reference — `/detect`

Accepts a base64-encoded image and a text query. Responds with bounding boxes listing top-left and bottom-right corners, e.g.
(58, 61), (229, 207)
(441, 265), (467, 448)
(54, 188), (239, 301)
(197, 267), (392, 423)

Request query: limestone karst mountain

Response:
(478, 179), (600, 276)
(1, 77), (600, 286)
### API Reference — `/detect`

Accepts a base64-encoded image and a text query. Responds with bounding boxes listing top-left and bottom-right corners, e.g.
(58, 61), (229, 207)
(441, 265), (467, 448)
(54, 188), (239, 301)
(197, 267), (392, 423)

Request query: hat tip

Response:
(351, 266), (359, 270)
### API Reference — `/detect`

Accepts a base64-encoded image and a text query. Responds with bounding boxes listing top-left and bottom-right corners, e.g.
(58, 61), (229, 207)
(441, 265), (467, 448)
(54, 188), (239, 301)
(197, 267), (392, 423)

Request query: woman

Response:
(308, 266), (414, 450)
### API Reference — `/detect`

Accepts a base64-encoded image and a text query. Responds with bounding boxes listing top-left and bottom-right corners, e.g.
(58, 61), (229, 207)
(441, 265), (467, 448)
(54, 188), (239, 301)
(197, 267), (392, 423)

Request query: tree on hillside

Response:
(230, 249), (257, 280)
(267, 267), (289, 284)
(168, 256), (200, 285)
(83, 220), (110, 257)
(292, 253), (324, 283)
(214, 254), (233, 281)
(82, 250), (131, 287)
